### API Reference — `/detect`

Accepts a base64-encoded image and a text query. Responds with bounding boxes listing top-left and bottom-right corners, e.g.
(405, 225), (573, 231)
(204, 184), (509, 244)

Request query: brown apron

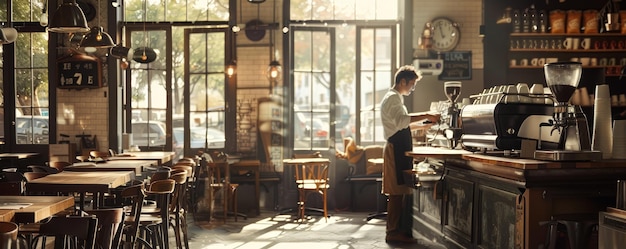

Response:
(382, 128), (413, 195)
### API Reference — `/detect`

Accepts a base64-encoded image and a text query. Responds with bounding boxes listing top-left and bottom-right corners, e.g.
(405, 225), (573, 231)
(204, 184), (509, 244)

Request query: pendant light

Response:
(266, 0), (281, 84)
(80, 0), (115, 52)
(0, 27), (18, 44)
(133, 0), (157, 63)
(48, 0), (90, 33)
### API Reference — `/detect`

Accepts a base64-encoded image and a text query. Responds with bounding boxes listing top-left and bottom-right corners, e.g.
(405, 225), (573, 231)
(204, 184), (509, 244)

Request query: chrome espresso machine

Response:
(460, 62), (601, 161)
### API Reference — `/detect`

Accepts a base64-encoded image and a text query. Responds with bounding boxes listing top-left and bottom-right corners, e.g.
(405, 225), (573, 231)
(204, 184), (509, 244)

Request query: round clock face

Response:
(431, 18), (460, 52)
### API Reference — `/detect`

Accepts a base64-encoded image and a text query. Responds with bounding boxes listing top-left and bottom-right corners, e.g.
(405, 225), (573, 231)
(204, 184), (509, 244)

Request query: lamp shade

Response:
(48, 0), (90, 33)
(110, 46), (134, 59)
(0, 28), (18, 44)
(80, 26), (115, 52)
(133, 47), (158, 63)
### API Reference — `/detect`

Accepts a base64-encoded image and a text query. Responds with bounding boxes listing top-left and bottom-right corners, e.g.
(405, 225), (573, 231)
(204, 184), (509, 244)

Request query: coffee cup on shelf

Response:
(520, 59), (528, 66)
(580, 38), (591, 49)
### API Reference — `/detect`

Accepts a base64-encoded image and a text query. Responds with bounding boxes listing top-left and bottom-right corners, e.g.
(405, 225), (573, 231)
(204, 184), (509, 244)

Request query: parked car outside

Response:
(131, 121), (167, 147)
(172, 127), (225, 159)
(16, 116), (49, 144)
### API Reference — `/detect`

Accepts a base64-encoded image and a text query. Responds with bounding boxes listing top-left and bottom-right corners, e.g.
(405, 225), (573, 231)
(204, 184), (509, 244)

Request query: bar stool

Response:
(0, 222), (18, 249)
(539, 213), (598, 249)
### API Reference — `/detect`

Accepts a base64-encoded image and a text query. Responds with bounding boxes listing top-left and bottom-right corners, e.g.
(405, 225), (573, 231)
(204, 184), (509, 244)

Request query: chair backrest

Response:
(120, 184), (146, 247)
(24, 172), (50, 182)
(27, 165), (58, 174)
(89, 150), (110, 160)
(168, 172), (188, 212)
(206, 162), (228, 184)
(149, 171), (171, 184)
(86, 208), (124, 249)
(0, 221), (18, 249)
(37, 216), (98, 249)
(0, 172), (25, 196)
(1, 172), (25, 182)
(294, 161), (330, 189)
(49, 161), (72, 172)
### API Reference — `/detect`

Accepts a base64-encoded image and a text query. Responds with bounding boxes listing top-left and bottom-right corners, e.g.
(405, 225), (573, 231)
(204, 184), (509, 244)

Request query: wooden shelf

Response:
(509, 66), (619, 69)
(510, 32), (626, 37)
(510, 49), (626, 53)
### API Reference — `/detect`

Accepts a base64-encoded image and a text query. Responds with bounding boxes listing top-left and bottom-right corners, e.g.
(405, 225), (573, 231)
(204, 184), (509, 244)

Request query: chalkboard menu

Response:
(57, 54), (102, 89)
(438, 51), (472, 80)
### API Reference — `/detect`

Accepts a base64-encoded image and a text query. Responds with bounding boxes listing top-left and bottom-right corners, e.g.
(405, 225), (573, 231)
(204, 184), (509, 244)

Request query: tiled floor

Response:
(184, 211), (447, 249)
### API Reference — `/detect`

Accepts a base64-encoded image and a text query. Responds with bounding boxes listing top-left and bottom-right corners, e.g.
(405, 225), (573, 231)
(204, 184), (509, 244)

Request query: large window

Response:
(290, 0), (400, 151)
(122, 0), (230, 159)
(2, 1), (49, 146)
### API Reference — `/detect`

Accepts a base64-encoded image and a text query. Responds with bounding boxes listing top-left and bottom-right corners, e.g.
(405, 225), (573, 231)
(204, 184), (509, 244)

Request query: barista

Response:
(380, 65), (440, 244)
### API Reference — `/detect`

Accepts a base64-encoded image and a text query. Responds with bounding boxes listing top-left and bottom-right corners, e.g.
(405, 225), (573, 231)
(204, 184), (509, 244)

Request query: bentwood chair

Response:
(31, 215), (98, 249)
(120, 184), (150, 249)
(49, 161), (72, 172)
(168, 172), (190, 248)
(292, 153), (330, 222)
(86, 208), (124, 249)
(139, 179), (176, 249)
(206, 161), (243, 222)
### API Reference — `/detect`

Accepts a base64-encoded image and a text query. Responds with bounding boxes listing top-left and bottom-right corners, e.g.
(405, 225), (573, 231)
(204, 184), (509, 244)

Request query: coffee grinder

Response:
(534, 62), (601, 161)
(443, 81), (462, 149)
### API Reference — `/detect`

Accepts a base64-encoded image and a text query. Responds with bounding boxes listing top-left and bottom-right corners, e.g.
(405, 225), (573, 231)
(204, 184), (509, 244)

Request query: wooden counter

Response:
(407, 148), (626, 249)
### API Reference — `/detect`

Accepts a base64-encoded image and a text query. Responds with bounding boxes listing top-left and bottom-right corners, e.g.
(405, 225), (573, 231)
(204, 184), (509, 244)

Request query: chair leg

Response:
(181, 213), (190, 249)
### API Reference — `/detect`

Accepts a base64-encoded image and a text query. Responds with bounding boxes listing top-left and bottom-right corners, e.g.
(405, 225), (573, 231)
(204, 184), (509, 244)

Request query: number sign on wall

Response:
(57, 54), (102, 89)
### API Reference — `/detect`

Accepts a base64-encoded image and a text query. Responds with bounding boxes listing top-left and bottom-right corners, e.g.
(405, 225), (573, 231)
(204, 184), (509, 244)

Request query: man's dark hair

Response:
(394, 65), (421, 85)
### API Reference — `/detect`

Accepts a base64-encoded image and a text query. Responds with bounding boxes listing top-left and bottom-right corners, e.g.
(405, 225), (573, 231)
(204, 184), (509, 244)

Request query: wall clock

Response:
(431, 17), (461, 52)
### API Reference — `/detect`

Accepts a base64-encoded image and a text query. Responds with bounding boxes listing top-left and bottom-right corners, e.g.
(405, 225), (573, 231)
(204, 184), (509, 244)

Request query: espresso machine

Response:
(443, 81), (462, 149)
(534, 62), (602, 161)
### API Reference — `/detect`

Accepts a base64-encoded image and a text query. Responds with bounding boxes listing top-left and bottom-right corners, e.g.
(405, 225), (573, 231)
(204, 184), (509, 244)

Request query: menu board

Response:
(439, 51), (472, 80)
(57, 54), (102, 89)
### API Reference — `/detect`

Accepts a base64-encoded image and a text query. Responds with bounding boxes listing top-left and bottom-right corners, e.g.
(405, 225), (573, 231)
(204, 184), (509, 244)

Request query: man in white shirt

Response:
(380, 65), (439, 244)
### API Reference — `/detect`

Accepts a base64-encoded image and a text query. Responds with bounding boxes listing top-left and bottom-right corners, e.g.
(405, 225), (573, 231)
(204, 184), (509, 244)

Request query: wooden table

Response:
(0, 153), (39, 170)
(109, 151), (175, 165)
(65, 159), (158, 176)
(230, 160), (261, 216)
(0, 209), (14, 222)
(25, 171), (135, 210)
(0, 196), (74, 223)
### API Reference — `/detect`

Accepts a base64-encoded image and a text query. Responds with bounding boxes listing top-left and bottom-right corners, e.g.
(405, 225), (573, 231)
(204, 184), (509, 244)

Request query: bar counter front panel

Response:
(410, 151), (626, 249)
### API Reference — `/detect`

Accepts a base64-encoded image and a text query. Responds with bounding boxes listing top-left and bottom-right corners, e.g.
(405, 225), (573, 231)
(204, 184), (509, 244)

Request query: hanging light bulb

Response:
(267, 60), (282, 81)
(226, 60), (237, 77)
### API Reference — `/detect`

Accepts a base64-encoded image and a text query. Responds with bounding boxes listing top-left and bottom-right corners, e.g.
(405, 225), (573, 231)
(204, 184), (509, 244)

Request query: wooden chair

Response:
(139, 179), (176, 249)
(27, 165), (58, 174)
(292, 153), (330, 222)
(120, 184), (150, 249)
(31, 215), (98, 249)
(206, 161), (244, 222)
(0, 222), (18, 249)
(168, 172), (190, 248)
(89, 150), (110, 160)
(49, 161), (72, 172)
(0, 172), (25, 195)
(86, 208), (124, 249)
(23, 172), (50, 182)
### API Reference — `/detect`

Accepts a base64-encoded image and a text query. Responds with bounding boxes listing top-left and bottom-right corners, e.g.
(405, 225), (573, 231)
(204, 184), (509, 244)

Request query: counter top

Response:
(407, 147), (626, 184)
(462, 153), (626, 170)
(406, 146), (472, 160)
